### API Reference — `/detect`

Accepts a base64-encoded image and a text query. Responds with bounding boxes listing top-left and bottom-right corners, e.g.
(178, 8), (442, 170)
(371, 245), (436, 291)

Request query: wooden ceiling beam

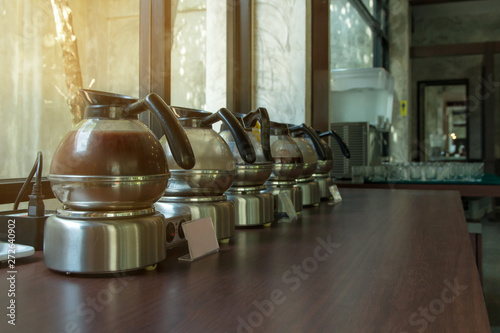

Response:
(411, 41), (500, 58)
(410, 0), (474, 6)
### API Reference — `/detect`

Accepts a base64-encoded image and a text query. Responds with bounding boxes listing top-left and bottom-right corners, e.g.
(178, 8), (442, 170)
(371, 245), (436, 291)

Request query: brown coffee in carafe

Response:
(50, 129), (167, 176)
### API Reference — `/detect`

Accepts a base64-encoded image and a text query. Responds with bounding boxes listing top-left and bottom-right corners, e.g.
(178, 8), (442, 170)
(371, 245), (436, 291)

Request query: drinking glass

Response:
(386, 165), (399, 182)
(471, 162), (484, 182)
(351, 166), (365, 184)
(372, 166), (386, 182)
(409, 165), (422, 181)
(425, 165), (437, 181)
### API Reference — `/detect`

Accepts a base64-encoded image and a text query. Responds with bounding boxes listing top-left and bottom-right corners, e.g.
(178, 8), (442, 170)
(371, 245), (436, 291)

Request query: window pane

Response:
(0, 0), (139, 179)
(330, 0), (373, 69)
(170, 0), (227, 112)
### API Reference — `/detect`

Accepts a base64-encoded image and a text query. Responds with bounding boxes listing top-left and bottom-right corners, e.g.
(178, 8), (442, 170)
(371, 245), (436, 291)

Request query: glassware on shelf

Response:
(358, 162), (484, 183)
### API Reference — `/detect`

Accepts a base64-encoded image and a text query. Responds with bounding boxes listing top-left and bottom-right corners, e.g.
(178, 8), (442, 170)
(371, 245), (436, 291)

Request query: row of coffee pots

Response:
(44, 89), (349, 274)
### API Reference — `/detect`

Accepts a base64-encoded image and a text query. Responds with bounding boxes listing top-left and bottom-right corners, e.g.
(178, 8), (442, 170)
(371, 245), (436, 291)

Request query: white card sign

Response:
(178, 217), (220, 262)
(329, 185), (342, 204)
(278, 192), (297, 222)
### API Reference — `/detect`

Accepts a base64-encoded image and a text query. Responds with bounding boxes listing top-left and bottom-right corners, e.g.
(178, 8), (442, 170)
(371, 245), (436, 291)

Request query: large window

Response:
(330, 0), (389, 70)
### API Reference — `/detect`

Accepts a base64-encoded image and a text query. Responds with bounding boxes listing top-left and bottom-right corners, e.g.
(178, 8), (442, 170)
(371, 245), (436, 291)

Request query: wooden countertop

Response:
(0, 189), (490, 332)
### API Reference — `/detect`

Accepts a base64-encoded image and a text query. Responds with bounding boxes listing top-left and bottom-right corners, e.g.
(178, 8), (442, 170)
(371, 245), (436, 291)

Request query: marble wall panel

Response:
(389, 0), (410, 162)
(413, 13), (500, 47)
(253, 0), (307, 125)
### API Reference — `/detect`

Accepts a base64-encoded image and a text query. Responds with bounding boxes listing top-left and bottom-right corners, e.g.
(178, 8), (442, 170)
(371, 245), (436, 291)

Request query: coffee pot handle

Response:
(319, 130), (351, 158)
(289, 124), (328, 161)
(242, 107), (272, 162)
(125, 94), (196, 169)
(201, 108), (256, 164)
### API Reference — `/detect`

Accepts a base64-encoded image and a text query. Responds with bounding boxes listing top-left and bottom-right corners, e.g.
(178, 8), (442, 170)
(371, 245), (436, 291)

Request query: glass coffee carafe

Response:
(49, 89), (195, 211)
(219, 107), (273, 187)
(268, 121), (304, 181)
(161, 106), (256, 197)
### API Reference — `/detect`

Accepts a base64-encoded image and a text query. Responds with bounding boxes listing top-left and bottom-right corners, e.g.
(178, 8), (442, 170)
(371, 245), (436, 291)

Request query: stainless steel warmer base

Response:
(155, 196), (235, 241)
(313, 174), (333, 200)
(44, 210), (166, 274)
(226, 187), (274, 227)
(264, 181), (303, 214)
(295, 179), (320, 206)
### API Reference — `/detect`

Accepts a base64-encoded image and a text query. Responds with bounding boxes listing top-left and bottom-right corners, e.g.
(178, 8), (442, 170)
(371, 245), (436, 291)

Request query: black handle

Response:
(242, 107), (272, 162)
(319, 130), (351, 158)
(124, 94), (196, 169)
(289, 124), (328, 161)
(201, 108), (256, 164)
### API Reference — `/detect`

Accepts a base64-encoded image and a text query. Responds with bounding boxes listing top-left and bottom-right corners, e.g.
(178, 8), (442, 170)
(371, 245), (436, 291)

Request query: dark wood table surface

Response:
(0, 189), (490, 333)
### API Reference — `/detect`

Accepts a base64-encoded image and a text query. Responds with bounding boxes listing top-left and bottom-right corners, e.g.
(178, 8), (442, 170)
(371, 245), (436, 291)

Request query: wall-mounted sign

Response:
(400, 100), (408, 116)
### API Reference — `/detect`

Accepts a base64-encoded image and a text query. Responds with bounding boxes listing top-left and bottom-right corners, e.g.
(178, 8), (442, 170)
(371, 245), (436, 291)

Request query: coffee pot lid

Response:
(80, 89), (138, 107)
(171, 106), (212, 119)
